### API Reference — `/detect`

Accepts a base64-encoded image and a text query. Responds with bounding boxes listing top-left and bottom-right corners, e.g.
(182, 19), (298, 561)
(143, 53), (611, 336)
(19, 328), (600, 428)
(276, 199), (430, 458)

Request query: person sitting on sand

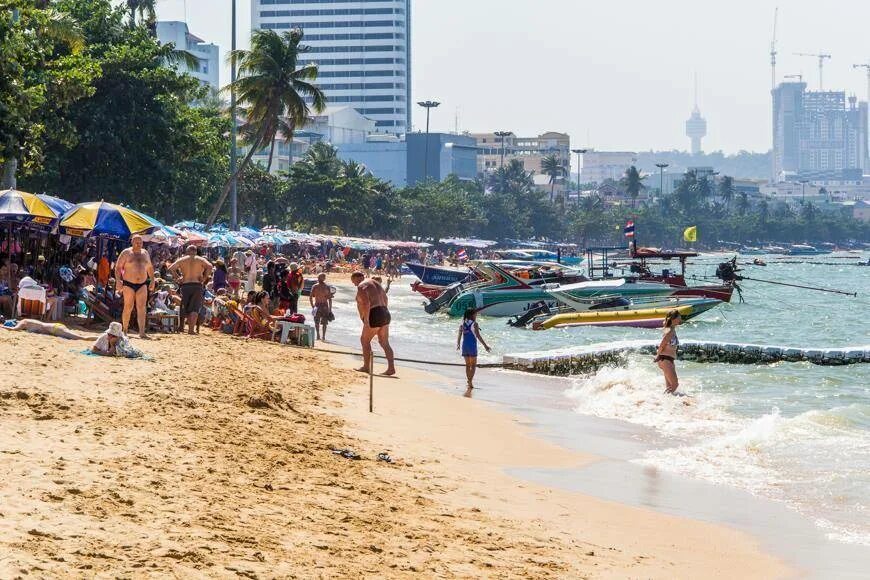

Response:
(654, 309), (682, 395)
(2, 318), (91, 340)
(91, 321), (144, 358)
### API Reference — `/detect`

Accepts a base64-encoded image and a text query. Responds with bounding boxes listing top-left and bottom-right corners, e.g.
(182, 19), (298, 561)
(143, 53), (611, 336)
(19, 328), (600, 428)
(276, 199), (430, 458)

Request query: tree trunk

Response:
(550, 181), (555, 203)
(1, 157), (18, 190)
(205, 134), (264, 228)
(266, 138), (276, 174)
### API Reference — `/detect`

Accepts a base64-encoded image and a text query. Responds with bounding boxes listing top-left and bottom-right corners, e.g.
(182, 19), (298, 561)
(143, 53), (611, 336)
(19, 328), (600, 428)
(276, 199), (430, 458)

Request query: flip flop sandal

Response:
(377, 453), (392, 463)
(332, 448), (361, 460)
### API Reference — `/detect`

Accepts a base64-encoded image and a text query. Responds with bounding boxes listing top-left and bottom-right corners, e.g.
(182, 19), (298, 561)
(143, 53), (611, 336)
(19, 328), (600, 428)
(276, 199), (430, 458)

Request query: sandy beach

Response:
(0, 324), (791, 577)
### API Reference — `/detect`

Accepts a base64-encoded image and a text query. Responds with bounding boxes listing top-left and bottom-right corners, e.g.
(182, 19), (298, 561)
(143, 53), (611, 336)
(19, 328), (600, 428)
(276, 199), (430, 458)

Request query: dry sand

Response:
(0, 326), (791, 577)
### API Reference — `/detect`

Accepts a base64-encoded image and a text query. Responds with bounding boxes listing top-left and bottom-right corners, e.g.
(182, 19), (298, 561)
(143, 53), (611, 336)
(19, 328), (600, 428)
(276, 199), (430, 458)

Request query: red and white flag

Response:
(457, 248), (468, 262)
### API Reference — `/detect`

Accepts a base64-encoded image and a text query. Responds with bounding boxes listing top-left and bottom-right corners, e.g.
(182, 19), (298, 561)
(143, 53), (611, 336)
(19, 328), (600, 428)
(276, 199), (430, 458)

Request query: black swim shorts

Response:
(368, 305), (391, 328)
(180, 282), (204, 316)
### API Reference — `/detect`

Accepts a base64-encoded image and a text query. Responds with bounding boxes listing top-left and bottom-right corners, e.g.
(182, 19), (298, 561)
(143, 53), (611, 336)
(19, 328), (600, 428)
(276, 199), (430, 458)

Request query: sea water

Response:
(328, 253), (870, 547)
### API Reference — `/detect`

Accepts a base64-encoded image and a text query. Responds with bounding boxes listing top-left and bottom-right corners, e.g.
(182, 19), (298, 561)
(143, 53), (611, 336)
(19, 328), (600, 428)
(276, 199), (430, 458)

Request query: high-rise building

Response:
(251, 0), (411, 134)
(772, 81), (869, 180)
(156, 21), (219, 91)
(578, 150), (638, 184)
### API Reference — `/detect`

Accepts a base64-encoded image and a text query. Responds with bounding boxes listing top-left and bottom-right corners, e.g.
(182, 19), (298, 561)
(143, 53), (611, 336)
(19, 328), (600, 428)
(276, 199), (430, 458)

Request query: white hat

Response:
(107, 322), (123, 337)
(290, 262), (299, 270)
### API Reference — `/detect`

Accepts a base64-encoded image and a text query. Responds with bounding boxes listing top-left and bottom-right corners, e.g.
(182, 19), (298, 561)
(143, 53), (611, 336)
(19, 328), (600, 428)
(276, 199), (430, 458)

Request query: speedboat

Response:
(445, 263), (672, 317)
(787, 244), (826, 256)
(406, 262), (474, 286)
(493, 248), (583, 267)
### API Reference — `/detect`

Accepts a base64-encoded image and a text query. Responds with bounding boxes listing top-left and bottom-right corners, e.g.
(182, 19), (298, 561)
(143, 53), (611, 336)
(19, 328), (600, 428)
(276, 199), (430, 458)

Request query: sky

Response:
(154, 0), (869, 154)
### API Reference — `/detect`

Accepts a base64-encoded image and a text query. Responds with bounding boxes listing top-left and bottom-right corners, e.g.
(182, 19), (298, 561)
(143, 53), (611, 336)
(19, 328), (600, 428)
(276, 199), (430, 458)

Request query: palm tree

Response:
(718, 175), (734, 208)
(620, 165), (645, 207)
(126, 0), (156, 29)
(206, 28), (326, 227)
(540, 154), (566, 203)
(736, 191), (750, 215)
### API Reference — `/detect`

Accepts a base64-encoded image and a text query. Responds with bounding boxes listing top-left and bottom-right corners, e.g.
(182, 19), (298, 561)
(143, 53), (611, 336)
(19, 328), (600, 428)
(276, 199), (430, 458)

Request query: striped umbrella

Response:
(0, 189), (59, 227)
(59, 201), (160, 240)
(36, 194), (74, 216)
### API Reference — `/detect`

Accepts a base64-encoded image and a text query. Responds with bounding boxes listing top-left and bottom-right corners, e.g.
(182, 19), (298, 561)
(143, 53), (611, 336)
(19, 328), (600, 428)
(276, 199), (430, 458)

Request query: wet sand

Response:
(0, 326), (789, 577)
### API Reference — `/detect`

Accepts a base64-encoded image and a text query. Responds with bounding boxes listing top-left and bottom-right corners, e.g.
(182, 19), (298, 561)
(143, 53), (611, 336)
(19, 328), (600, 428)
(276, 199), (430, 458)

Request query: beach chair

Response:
(80, 287), (114, 326)
(228, 304), (274, 340)
(15, 286), (48, 320)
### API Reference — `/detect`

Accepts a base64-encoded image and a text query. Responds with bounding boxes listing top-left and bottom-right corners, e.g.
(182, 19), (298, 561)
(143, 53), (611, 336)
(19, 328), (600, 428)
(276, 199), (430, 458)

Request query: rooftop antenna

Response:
(794, 52), (832, 90)
(770, 7), (778, 91)
(454, 106), (459, 134)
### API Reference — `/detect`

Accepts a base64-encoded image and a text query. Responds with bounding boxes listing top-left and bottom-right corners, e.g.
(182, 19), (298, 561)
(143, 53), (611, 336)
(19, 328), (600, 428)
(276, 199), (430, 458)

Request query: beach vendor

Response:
(309, 273), (333, 341)
(654, 309), (682, 395)
(351, 272), (395, 376)
(115, 235), (156, 339)
(456, 308), (491, 390)
(168, 245), (213, 336)
(2, 318), (91, 340)
(244, 250), (258, 292)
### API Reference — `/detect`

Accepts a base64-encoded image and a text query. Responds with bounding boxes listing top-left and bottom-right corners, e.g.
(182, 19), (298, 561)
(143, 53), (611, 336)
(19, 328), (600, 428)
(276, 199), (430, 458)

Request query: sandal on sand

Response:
(332, 448), (361, 460)
(376, 453), (392, 463)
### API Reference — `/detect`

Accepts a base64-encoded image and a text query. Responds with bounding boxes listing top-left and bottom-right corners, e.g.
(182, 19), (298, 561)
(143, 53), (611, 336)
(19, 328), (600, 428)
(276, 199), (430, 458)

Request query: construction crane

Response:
(784, 74), (803, 83)
(793, 52), (832, 90)
(769, 7), (778, 91)
(853, 63), (870, 105)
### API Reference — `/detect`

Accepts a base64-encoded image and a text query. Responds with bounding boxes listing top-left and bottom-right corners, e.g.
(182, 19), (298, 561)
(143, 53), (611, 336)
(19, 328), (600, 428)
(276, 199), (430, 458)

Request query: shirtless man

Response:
(351, 272), (395, 375)
(115, 235), (155, 338)
(168, 245), (213, 335)
(309, 273), (333, 341)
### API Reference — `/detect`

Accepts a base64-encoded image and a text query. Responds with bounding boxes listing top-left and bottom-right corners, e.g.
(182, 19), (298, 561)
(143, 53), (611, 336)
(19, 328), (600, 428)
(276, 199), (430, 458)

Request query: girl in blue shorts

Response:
(456, 308), (491, 389)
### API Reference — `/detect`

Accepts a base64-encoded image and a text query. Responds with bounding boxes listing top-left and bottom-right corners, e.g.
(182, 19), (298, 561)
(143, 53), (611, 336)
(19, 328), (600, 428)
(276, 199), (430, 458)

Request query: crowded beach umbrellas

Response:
(59, 201), (160, 240)
(0, 189), (59, 227)
(36, 194), (74, 216)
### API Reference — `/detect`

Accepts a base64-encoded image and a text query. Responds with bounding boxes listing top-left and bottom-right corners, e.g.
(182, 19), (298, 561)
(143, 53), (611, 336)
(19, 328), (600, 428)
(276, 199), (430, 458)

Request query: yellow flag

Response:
(683, 226), (697, 242)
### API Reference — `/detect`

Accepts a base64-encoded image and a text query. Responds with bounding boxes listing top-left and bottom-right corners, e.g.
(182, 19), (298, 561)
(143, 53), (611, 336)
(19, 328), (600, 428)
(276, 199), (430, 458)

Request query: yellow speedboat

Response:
(533, 303), (709, 330)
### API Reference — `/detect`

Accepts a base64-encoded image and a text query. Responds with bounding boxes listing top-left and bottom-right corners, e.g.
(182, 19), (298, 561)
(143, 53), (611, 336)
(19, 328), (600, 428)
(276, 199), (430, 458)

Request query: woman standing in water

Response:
(457, 308), (491, 389)
(655, 309), (682, 394)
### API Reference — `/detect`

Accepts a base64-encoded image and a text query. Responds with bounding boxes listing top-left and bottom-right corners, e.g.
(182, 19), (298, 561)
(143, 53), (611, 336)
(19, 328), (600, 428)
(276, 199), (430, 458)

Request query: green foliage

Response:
(19, 0), (227, 223)
(207, 28), (328, 225)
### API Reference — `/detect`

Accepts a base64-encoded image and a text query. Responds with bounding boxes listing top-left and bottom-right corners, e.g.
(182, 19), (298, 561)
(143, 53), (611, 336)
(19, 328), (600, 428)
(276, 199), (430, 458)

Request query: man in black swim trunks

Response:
(168, 245), (213, 335)
(352, 272), (395, 375)
(115, 234), (155, 338)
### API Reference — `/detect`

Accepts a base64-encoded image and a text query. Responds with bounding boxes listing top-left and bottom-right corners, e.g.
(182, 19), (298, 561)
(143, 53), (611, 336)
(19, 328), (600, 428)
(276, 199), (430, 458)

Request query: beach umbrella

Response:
(239, 225), (261, 236)
(58, 201), (160, 240)
(0, 189), (59, 227)
(172, 220), (207, 230)
(36, 193), (74, 216)
(181, 229), (210, 246)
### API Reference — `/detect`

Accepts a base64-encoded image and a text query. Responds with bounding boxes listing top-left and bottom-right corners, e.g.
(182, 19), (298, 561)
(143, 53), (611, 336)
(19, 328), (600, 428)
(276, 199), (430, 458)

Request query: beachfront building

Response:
(250, 106), (376, 173)
(250, 0), (411, 135)
(772, 81), (869, 181)
(579, 150), (638, 184)
(337, 132), (479, 187)
(472, 131), (570, 176)
(155, 21), (219, 91)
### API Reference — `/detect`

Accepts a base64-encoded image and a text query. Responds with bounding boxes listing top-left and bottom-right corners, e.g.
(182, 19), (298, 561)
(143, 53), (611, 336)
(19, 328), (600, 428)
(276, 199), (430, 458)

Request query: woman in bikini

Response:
(655, 309), (682, 395)
(2, 319), (91, 340)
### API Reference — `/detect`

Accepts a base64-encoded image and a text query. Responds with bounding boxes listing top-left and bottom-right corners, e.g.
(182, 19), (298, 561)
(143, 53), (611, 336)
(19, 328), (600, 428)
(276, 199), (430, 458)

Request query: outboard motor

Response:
(715, 257), (741, 283)
(508, 301), (552, 328)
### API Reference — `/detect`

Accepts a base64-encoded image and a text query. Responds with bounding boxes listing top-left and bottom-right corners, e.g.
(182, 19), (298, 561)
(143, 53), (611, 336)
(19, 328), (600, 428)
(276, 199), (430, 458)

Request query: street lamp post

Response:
(571, 148), (588, 203)
(417, 100), (440, 182)
(655, 163), (669, 199)
(494, 131), (512, 169)
(229, 0), (238, 230)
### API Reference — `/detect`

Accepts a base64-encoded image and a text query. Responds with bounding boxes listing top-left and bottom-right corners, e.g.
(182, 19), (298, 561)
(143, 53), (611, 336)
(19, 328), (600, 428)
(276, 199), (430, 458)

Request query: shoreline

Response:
(0, 324), (793, 577)
(328, 352), (793, 578)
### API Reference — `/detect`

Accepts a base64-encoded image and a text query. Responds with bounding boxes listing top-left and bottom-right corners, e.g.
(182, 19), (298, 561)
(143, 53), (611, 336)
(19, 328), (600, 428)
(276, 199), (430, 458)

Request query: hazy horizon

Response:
(154, 0), (869, 155)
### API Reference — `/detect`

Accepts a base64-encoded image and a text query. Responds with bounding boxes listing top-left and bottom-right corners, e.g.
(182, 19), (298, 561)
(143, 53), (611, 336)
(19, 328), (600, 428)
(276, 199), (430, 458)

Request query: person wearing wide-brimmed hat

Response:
(91, 321), (124, 356)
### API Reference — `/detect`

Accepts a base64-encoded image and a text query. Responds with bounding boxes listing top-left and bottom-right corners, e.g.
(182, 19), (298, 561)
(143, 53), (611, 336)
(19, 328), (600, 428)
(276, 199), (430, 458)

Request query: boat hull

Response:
(406, 262), (474, 286)
(536, 300), (719, 329)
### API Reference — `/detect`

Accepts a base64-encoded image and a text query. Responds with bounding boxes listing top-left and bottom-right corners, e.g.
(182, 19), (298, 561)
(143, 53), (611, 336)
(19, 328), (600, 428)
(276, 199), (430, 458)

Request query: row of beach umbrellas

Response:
(0, 189), (434, 251)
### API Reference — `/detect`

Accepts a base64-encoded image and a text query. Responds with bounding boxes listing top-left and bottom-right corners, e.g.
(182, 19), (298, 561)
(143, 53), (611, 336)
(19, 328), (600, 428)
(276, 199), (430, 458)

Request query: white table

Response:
(275, 320), (316, 347)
